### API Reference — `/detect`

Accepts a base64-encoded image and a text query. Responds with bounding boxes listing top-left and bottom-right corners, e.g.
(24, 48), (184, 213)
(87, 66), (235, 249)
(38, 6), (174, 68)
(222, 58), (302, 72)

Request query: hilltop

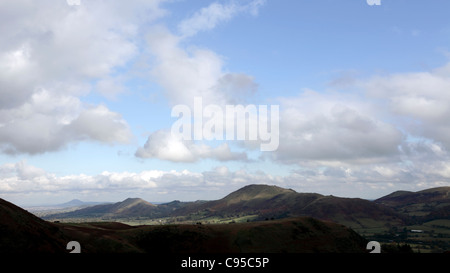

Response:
(3, 184), (450, 253)
(0, 197), (367, 253)
(375, 186), (450, 222)
(48, 198), (158, 219)
(44, 184), (406, 231)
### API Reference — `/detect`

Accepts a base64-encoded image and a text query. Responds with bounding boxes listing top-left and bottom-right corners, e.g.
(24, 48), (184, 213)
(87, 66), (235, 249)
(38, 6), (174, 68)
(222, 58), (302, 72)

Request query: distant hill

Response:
(25, 199), (110, 217)
(168, 184), (405, 230)
(170, 184), (319, 216)
(375, 186), (450, 222)
(44, 184), (406, 232)
(49, 197), (158, 219)
(57, 199), (106, 208)
(43, 184), (450, 233)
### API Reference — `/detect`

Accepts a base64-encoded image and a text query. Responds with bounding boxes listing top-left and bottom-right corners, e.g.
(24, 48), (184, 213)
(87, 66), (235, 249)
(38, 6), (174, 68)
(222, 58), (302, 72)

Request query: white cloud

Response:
(146, 25), (227, 106)
(135, 130), (247, 162)
(0, 89), (131, 154)
(2, 159), (448, 205)
(266, 90), (404, 164)
(177, 0), (266, 38)
(146, 0), (262, 107)
(0, 0), (169, 154)
(362, 62), (450, 149)
(67, 104), (132, 144)
(137, 1), (265, 162)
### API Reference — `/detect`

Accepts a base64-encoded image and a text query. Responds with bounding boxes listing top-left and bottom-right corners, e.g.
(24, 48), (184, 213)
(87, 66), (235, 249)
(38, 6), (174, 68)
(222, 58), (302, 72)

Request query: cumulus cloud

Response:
(146, 26), (227, 106)
(146, 1), (263, 107)
(265, 90), (404, 164)
(135, 130), (248, 162)
(361, 62), (450, 149)
(2, 160), (448, 205)
(0, 0), (168, 154)
(0, 89), (131, 154)
(137, 0), (264, 162)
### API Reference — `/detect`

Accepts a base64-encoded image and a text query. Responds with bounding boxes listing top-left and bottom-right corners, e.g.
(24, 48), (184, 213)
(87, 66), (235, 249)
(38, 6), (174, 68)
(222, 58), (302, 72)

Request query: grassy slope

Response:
(69, 217), (367, 253)
(0, 198), (68, 253)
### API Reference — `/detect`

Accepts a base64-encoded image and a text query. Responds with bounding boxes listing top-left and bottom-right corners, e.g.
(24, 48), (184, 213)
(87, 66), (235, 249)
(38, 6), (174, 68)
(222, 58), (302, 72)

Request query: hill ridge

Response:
(0, 196), (369, 253)
(42, 185), (450, 231)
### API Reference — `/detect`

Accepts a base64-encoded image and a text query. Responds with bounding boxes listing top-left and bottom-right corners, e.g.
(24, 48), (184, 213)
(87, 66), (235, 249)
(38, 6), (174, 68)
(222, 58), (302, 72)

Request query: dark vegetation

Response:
(1, 184), (449, 253)
(0, 196), (368, 253)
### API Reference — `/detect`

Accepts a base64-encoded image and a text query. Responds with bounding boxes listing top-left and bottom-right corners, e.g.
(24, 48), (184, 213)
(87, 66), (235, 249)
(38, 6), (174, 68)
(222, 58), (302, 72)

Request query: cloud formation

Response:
(362, 63), (450, 149)
(0, 87), (131, 154)
(137, 0), (265, 162)
(1, 160), (448, 205)
(135, 130), (248, 162)
(177, 0), (266, 38)
(0, 0), (167, 154)
(147, 1), (264, 107)
(268, 90), (404, 164)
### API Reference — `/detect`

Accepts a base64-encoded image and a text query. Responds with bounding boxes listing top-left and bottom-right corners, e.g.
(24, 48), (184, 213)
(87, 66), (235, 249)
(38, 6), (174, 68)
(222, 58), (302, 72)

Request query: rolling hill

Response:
(166, 184), (406, 230)
(0, 198), (68, 253)
(49, 197), (158, 219)
(0, 197), (368, 253)
(375, 186), (450, 222)
(3, 185), (450, 253)
(44, 184), (407, 231)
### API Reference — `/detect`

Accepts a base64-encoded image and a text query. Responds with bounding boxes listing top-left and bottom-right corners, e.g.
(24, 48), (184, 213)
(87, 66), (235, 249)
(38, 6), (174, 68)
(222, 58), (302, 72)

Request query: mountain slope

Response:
(376, 187), (450, 207)
(132, 217), (367, 253)
(0, 197), (368, 253)
(0, 198), (68, 253)
(49, 197), (158, 219)
(375, 186), (450, 221)
(0, 195), (370, 254)
(299, 196), (405, 229)
(171, 184), (322, 217)
(46, 184), (408, 230)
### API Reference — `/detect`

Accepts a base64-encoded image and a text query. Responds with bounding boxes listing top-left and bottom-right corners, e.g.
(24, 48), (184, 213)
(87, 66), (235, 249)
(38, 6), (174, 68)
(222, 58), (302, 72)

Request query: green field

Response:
(357, 219), (450, 253)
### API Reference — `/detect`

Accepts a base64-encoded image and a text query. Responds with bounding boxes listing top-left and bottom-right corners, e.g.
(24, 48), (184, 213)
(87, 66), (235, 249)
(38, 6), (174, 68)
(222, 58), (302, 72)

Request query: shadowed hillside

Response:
(0, 197), (367, 253)
(375, 187), (450, 222)
(0, 198), (68, 253)
(131, 217), (367, 253)
(44, 184), (408, 230)
(167, 184), (406, 230)
(49, 197), (158, 219)
(35, 184), (450, 253)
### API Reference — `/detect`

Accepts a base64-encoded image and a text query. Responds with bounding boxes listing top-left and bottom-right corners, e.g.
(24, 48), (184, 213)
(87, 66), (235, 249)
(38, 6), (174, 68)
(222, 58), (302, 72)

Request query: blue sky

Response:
(1, 0), (450, 206)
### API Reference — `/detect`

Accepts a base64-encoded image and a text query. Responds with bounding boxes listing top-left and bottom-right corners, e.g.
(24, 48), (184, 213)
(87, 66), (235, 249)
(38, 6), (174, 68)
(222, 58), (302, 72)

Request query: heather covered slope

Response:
(0, 197), (367, 253)
(130, 217), (367, 253)
(375, 187), (450, 221)
(44, 184), (407, 230)
(48, 197), (158, 219)
(168, 184), (406, 229)
(0, 198), (68, 253)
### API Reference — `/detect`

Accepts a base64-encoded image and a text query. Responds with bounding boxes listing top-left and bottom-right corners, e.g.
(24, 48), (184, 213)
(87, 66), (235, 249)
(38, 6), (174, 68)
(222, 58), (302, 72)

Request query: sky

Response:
(1, 0), (450, 206)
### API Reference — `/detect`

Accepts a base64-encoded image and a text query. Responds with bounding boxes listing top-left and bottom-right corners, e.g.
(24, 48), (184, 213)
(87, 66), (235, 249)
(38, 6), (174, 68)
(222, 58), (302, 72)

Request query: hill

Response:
(0, 198), (68, 253)
(170, 184), (319, 217)
(167, 184), (405, 230)
(375, 186), (450, 222)
(44, 184), (407, 231)
(0, 197), (368, 253)
(49, 198), (158, 219)
(130, 217), (367, 253)
(42, 184), (448, 245)
(57, 199), (107, 208)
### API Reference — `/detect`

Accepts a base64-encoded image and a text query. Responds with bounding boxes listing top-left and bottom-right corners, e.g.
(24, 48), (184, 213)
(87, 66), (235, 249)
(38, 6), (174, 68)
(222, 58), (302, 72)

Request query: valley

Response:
(2, 184), (449, 253)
